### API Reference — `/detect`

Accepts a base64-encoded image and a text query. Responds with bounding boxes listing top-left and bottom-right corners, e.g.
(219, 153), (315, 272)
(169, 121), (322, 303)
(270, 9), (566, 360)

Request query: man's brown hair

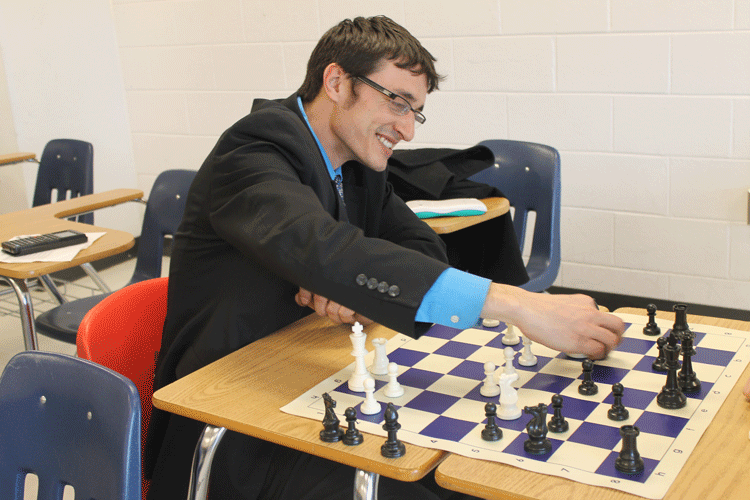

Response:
(298, 16), (442, 102)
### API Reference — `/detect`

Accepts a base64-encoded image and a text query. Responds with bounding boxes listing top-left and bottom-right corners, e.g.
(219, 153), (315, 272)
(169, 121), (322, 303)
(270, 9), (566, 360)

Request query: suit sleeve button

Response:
(377, 281), (389, 293)
(356, 274), (367, 286)
(387, 285), (400, 297)
(367, 277), (379, 290)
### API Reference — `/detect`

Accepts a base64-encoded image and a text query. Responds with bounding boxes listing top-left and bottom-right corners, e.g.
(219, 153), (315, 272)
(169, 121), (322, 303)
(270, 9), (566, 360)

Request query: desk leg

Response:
(1, 277), (38, 350)
(353, 469), (379, 500)
(187, 424), (227, 500)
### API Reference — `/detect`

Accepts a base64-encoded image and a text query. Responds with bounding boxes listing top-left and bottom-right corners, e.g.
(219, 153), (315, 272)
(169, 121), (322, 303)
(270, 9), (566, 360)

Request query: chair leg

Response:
(1, 277), (39, 350)
(353, 469), (379, 500)
(187, 425), (227, 500)
(80, 262), (112, 293)
(39, 274), (68, 304)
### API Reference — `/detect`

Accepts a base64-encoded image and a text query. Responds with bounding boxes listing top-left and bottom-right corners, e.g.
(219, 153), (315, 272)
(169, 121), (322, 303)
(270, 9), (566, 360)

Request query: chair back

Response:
(470, 139), (561, 292)
(77, 276), (169, 500)
(32, 139), (95, 224)
(0, 351), (141, 500)
(129, 169), (195, 283)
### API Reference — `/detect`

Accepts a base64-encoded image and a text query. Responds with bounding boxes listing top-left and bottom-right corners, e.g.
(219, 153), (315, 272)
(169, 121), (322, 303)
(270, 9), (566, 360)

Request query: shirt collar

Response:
(297, 96), (340, 180)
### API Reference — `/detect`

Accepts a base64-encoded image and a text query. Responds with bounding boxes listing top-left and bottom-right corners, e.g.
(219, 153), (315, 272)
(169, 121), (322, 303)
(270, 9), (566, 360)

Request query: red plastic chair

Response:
(77, 276), (169, 500)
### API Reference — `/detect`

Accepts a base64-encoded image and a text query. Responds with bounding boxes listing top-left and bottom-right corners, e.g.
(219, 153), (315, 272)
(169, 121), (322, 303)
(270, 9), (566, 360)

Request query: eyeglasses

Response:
(356, 76), (426, 126)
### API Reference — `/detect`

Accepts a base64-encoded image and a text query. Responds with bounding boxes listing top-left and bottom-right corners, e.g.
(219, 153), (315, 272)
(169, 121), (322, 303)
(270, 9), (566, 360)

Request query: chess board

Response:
(281, 313), (750, 499)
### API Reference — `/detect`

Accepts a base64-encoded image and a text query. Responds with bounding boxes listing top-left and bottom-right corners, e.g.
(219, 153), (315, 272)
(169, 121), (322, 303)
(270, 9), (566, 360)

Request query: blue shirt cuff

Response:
(415, 268), (491, 329)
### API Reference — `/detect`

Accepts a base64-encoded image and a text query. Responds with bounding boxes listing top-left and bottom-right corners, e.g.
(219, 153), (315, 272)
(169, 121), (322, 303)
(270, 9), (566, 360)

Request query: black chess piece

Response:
(614, 425), (645, 474)
(678, 329), (701, 393)
(643, 304), (661, 336)
(548, 394), (569, 433)
(342, 407), (363, 446)
(578, 359), (598, 396)
(656, 333), (687, 409)
(319, 392), (344, 442)
(652, 336), (668, 372)
(481, 402), (503, 441)
(607, 383), (630, 421)
(671, 304), (691, 338)
(523, 403), (552, 455)
(381, 403), (406, 458)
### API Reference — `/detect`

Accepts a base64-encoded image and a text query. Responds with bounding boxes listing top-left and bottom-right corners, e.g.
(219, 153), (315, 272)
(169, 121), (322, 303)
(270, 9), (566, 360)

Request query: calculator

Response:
(1, 230), (88, 256)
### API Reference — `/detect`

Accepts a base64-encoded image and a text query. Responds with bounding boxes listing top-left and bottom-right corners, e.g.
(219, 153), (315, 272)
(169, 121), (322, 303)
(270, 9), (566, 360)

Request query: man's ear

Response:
(322, 63), (347, 103)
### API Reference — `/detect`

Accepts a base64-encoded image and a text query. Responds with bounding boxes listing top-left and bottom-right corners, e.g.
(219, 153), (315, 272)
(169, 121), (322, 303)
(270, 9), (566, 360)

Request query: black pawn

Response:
(678, 330), (701, 393)
(381, 403), (406, 458)
(548, 394), (569, 433)
(578, 359), (598, 396)
(615, 425), (644, 474)
(342, 407), (363, 446)
(656, 333), (687, 409)
(319, 393), (344, 442)
(607, 383), (630, 421)
(652, 336), (668, 372)
(643, 304), (661, 336)
(523, 403), (552, 455)
(481, 403), (503, 441)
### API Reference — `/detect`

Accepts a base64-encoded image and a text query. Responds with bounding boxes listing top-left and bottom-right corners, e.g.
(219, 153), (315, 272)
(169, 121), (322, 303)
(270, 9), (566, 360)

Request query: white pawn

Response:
(360, 378), (381, 415)
(480, 362), (501, 397)
(503, 347), (517, 376)
(502, 324), (520, 346)
(370, 338), (389, 376)
(384, 362), (405, 398)
(482, 318), (500, 328)
(518, 336), (538, 367)
(497, 373), (522, 420)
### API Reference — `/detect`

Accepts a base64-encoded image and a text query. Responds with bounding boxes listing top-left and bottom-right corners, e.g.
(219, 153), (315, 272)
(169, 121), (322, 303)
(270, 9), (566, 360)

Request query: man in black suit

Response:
(147, 15), (625, 500)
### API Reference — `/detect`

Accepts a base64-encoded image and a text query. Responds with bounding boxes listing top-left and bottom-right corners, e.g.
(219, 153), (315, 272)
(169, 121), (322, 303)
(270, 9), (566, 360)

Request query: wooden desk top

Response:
(152, 315), (447, 483)
(0, 188), (143, 279)
(0, 152), (36, 166)
(422, 197), (509, 234)
(435, 308), (750, 500)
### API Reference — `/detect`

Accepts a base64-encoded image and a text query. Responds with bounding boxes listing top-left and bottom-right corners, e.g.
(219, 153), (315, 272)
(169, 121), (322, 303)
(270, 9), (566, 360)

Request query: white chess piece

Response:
(482, 318), (500, 328)
(348, 321), (369, 392)
(370, 338), (389, 376)
(502, 324), (520, 346)
(480, 361), (501, 397)
(503, 347), (517, 375)
(360, 377), (381, 415)
(384, 362), (405, 398)
(518, 336), (538, 367)
(497, 372), (522, 420)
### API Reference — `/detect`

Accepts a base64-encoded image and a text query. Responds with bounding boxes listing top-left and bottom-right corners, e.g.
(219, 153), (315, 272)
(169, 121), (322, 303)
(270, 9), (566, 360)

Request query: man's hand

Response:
(481, 284), (626, 360)
(744, 376), (750, 400)
(295, 288), (373, 326)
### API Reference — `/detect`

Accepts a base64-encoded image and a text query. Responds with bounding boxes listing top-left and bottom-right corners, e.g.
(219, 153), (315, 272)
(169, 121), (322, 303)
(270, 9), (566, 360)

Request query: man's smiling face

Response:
(329, 60), (428, 172)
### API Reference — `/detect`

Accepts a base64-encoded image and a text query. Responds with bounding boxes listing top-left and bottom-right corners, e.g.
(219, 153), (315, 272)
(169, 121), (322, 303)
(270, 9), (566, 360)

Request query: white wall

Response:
(8, 0), (745, 310)
(0, 0), (141, 234)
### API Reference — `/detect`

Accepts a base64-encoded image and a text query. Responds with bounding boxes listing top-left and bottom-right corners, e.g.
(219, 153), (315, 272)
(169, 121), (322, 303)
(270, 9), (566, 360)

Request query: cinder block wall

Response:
(112, 0), (750, 310)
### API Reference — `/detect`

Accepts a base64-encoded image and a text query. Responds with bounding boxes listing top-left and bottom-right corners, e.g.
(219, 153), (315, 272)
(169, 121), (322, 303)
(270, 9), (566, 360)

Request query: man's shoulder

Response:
(214, 94), (313, 156)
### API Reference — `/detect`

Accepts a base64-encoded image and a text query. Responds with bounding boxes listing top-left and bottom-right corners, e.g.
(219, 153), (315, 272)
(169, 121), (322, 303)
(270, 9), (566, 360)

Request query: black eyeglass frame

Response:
(356, 76), (426, 125)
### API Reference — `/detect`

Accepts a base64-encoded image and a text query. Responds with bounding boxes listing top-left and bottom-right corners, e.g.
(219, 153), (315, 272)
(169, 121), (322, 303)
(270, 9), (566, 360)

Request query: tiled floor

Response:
(0, 256), (167, 500)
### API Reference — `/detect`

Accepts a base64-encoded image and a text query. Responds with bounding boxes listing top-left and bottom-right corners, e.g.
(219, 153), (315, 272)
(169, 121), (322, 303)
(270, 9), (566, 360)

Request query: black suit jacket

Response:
(146, 95), (450, 480)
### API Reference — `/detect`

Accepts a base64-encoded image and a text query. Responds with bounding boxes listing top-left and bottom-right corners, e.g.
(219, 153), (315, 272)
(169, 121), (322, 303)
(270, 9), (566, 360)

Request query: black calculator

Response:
(2, 230), (88, 256)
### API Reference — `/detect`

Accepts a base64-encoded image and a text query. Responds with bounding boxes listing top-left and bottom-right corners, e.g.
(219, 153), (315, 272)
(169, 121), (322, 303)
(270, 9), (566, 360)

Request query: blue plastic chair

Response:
(33, 139), (95, 224)
(0, 350), (141, 500)
(470, 139), (561, 292)
(35, 169), (196, 343)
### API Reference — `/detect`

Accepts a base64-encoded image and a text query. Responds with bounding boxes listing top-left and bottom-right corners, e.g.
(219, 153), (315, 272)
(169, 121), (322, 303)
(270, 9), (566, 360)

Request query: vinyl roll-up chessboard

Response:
(281, 313), (750, 499)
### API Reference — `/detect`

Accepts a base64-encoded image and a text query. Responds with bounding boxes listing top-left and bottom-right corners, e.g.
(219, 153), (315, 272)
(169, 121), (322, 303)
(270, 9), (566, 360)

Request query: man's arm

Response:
(479, 283), (625, 359)
(298, 277), (625, 360)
